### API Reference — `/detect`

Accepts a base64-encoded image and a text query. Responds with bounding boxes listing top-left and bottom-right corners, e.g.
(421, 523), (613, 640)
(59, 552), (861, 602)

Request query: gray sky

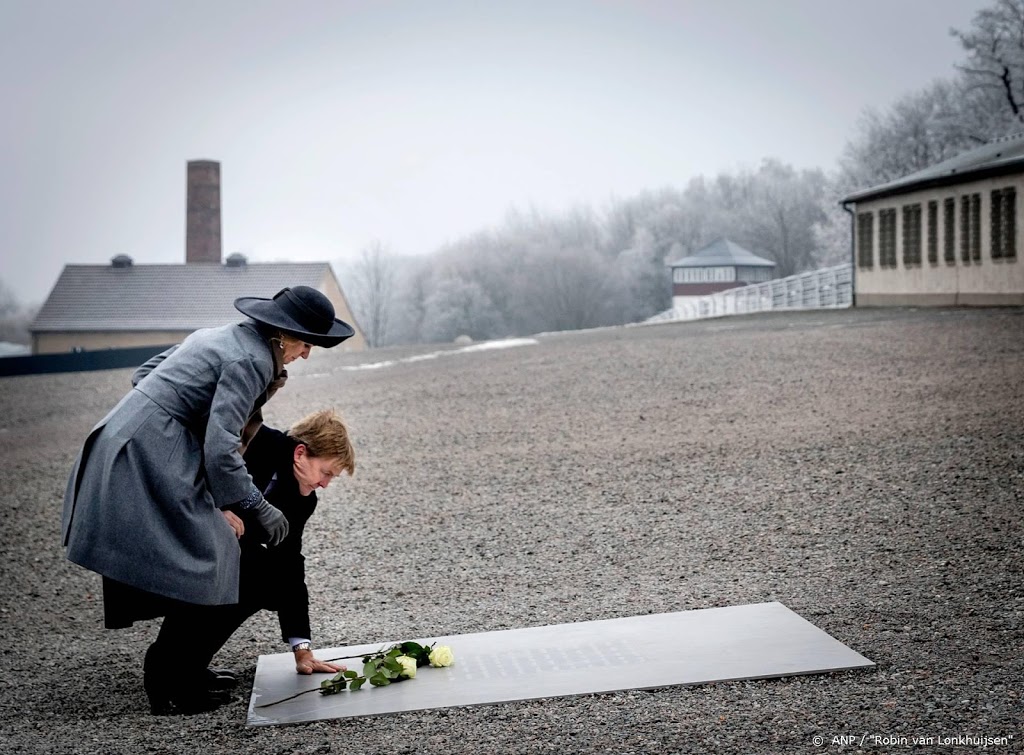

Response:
(1, 0), (989, 304)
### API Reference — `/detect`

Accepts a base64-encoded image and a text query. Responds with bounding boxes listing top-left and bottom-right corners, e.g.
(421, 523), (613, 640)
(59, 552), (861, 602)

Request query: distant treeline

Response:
(342, 0), (1024, 346)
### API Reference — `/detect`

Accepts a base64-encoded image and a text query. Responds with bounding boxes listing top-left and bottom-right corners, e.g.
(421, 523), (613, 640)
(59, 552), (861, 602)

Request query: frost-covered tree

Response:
(839, 79), (993, 190)
(812, 179), (855, 269)
(422, 274), (505, 343)
(743, 160), (827, 277)
(0, 279), (35, 345)
(518, 244), (616, 333)
(374, 163), (839, 342)
(384, 257), (432, 346)
(837, 2), (1024, 195)
(610, 226), (673, 322)
(0, 280), (19, 319)
(953, 0), (1024, 126)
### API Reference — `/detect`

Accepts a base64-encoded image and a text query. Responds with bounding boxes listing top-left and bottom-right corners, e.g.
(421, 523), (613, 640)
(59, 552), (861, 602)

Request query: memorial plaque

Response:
(247, 601), (873, 726)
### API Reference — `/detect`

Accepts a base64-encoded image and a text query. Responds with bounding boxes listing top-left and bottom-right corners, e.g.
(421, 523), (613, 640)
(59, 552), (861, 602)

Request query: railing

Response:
(644, 263), (853, 325)
(0, 343), (175, 377)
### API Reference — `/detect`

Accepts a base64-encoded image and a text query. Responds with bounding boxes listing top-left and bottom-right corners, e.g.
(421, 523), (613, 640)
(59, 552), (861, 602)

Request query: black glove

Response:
(251, 497), (289, 546)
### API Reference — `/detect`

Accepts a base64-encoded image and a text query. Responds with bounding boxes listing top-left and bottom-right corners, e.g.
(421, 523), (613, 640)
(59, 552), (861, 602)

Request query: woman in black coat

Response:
(147, 410), (355, 714)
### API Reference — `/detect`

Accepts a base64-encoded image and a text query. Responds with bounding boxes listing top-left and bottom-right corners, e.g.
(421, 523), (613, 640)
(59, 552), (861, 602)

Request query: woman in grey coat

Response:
(62, 286), (354, 714)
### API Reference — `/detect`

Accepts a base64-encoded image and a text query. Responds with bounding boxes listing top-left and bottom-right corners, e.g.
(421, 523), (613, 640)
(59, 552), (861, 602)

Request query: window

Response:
(961, 193), (981, 263)
(927, 201), (938, 265)
(673, 266), (736, 284)
(961, 196), (970, 263)
(879, 208), (897, 267)
(856, 212), (873, 269)
(971, 193), (981, 262)
(736, 266), (773, 282)
(944, 197), (956, 264)
(991, 186), (1017, 260)
(902, 203), (922, 265)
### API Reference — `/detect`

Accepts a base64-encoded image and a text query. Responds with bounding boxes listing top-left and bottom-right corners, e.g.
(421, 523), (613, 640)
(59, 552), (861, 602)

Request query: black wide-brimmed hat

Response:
(234, 286), (355, 348)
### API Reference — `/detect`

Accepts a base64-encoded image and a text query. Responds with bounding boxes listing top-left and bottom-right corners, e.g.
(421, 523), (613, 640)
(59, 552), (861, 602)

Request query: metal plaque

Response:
(246, 602), (873, 726)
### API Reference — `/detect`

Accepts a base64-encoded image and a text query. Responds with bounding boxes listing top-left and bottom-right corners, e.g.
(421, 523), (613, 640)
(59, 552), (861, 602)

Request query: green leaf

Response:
(369, 673), (391, 687)
(319, 676), (346, 695)
(343, 670), (359, 679)
(400, 641), (424, 656)
(349, 677), (366, 691)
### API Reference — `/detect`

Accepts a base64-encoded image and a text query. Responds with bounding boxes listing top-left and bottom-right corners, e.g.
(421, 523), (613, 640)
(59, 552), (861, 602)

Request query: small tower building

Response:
(667, 238), (776, 308)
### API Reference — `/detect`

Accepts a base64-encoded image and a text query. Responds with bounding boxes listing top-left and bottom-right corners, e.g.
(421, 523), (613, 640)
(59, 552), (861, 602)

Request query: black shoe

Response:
(205, 667), (238, 691)
(145, 647), (231, 715)
(147, 686), (230, 716)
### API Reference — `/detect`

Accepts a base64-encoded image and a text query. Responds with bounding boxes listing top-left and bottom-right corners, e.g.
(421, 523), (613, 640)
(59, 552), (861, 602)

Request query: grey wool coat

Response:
(62, 320), (285, 606)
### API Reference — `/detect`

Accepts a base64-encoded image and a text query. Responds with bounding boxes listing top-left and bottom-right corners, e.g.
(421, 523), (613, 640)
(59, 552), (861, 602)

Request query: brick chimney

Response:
(186, 160), (222, 264)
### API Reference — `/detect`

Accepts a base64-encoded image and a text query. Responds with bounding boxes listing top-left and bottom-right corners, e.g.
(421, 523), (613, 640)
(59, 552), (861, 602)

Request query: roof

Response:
(842, 133), (1024, 204)
(666, 238), (776, 268)
(32, 261), (334, 332)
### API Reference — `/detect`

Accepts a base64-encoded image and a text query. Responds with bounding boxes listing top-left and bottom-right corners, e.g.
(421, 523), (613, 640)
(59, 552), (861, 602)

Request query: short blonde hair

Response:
(287, 409), (355, 475)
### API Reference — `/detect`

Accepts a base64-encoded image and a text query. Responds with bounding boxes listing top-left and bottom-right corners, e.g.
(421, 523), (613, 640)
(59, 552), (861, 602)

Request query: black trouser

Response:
(144, 600), (263, 692)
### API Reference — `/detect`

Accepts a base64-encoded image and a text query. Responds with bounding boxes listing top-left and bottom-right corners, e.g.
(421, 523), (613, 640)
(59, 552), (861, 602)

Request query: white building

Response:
(842, 135), (1024, 306)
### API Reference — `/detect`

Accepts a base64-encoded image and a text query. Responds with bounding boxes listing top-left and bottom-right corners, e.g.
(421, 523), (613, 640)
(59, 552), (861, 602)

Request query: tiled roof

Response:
(667, 238), (776, 268)
(32, 261), (333, 331)
(842, 133), (1024, 203)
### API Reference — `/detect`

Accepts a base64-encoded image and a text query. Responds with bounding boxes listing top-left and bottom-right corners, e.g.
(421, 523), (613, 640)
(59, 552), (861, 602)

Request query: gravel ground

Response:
(0, 307), (1021, 754)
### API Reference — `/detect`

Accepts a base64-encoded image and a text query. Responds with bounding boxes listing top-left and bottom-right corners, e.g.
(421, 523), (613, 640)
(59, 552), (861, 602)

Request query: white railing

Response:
(644, 263), (853, 325)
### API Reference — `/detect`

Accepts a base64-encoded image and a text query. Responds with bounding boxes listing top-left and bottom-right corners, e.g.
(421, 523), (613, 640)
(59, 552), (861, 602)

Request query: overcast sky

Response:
(1, 0), (990, 304)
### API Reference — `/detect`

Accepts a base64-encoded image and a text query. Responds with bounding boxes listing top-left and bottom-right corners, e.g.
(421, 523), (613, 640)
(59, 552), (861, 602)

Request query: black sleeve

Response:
(272, 499), (316, 643)
(243, 424), (292, 493)
(241, 426), (317, 642)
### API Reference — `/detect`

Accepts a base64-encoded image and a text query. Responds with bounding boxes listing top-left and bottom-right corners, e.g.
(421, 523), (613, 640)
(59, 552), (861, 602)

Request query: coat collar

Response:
(240, 319), (288, 378)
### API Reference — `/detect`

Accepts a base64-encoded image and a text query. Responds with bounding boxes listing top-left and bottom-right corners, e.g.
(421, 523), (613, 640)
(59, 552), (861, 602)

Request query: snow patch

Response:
(341, 338), (538, 371)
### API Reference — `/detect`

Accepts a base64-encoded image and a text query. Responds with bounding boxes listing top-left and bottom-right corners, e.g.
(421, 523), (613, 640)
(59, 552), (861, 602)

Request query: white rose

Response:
(396, 655), (417, 679)
(428, 645), (454, 667)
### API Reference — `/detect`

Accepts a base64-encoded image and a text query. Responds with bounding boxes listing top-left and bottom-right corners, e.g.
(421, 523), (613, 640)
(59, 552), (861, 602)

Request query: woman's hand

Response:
(295, 648), (345, 675)
(222, 510), (245, 539)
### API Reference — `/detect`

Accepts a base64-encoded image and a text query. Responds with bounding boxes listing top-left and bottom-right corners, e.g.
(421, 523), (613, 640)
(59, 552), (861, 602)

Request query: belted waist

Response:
(133, 385), (207, 438)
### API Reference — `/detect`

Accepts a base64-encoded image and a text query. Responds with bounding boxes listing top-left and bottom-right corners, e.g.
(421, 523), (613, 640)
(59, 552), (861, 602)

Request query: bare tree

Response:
(347, 240), (397, 348)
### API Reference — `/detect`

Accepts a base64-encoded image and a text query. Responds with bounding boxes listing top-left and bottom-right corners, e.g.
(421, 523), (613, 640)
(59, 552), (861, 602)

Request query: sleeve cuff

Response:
(237, 488), (263, 510)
